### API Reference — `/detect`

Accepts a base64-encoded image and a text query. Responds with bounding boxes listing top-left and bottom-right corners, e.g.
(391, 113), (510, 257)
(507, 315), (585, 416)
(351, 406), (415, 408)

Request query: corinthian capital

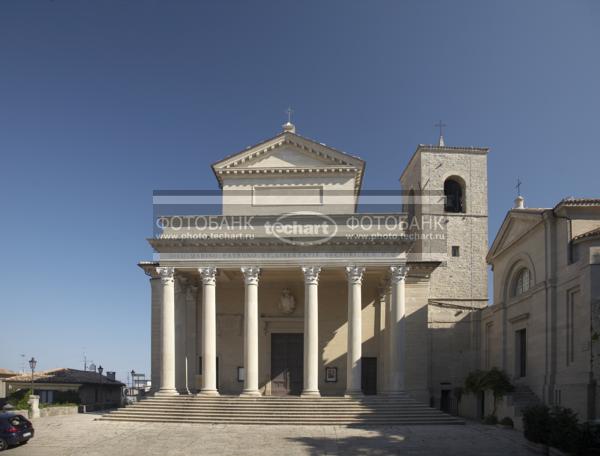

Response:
(302, 266), (321, 285)
(198, 267), (217, 286)
(156, 267), (175, 284)
(241, 266), (261, 285)
(390, 265), (410, 283)
(345, 266), (365, 285)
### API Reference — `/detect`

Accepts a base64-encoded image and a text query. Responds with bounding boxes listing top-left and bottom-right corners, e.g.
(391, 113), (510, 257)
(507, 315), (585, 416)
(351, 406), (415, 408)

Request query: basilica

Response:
(140, 121), (487, 407)
(138, 121), (600, 424)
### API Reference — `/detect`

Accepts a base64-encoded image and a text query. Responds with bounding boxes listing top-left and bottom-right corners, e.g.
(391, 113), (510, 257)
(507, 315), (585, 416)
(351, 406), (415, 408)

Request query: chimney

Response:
(106, 371), (116, 381)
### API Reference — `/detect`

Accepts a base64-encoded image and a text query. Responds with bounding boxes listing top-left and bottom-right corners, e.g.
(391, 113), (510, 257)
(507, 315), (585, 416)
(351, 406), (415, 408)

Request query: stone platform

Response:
(98, 394), (464, 425)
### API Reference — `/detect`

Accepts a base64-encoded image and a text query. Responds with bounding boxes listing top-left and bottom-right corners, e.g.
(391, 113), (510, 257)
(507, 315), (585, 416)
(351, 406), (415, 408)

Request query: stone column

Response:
(199, 267), (219, 396)
(345, 266), (365, 397)
(377, 286), (388, 394)
(301, 266), (321, 398)
(156, 267), (178, 396)
(146, 269), (161, 393)
(388, 265), (409, 394)
(241, 267), (261, 397)
(175, 277), (188, 394)
(185, 281), (199, 393)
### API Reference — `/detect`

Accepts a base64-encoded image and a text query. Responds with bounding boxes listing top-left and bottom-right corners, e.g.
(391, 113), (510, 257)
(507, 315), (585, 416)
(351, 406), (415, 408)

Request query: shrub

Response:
(549, 406), (580, 454)
(464, 370), (487, 396)
(7, 389), (32, 411)
(39, 402), (78, 409)
(499, 417), (514, 427)
(483, 414), (498, 425)
(578, 423), (600, 454)
(464, 368), (514, 417)
(522, 404), (551, 444)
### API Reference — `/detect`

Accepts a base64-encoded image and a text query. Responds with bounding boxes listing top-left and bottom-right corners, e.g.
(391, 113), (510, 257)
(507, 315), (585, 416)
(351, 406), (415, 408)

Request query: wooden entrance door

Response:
(271, 333), (303, 396)
(361, 357), (377, 395)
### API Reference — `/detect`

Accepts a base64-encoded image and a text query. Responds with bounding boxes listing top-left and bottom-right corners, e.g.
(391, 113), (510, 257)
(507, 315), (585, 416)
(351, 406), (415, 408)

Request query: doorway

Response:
(361, 357), (377, 395)
(270, 333), (303, 395)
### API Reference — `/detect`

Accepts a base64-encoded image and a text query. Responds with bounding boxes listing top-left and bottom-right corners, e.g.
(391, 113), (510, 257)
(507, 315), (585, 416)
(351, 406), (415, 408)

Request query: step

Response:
(106, 410), (449, 417)
(100, 395), (464, 425)
(99, 418), (464, 425)
(127, 404), (431, 410)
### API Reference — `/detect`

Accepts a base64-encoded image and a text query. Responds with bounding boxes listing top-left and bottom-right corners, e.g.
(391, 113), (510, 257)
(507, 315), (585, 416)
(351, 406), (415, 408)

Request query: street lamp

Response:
(28, 357), (37, 396)
(97, 365), (103, 406)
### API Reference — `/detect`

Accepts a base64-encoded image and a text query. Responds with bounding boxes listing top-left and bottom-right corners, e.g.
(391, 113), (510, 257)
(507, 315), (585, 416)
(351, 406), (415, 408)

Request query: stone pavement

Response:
(8, 413), (533, 456)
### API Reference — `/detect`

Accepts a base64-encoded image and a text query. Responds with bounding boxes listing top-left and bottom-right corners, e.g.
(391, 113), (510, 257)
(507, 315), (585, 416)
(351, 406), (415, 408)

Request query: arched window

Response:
(512, 268), (531, 297)
(444, 178), (464, 213)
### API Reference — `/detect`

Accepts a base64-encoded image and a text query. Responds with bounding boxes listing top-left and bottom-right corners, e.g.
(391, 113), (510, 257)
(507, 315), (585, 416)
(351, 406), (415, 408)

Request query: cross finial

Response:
(516, 178), (522, 196)
(282, 107), (296, 133)
(285, 107), (294, 123)
(434, 120), (447, 146)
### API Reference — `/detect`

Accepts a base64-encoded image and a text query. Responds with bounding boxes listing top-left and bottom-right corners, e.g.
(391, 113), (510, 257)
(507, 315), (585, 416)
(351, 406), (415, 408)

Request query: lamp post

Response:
(28, 357), (37, 395)
(131, 370), (135, 394)
(98, 365), (103, 407)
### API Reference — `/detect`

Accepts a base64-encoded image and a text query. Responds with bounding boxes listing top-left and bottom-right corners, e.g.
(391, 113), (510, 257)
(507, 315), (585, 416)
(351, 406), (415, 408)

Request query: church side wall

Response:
(428, 304), (481, 410)
(404, 280), (430, 403)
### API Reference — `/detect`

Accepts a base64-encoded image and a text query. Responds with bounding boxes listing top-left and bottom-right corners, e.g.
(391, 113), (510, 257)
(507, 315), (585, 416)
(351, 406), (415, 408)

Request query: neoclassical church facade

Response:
(140, 122), (490, 407)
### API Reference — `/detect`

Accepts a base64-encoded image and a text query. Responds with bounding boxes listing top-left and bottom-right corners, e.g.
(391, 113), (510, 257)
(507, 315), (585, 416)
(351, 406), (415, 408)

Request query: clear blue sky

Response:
(1, 1), (598, 382)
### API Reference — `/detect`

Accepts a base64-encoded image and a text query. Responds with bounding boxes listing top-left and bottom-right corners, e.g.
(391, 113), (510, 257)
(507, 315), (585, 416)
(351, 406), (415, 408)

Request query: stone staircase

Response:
(507, 385), (542, 417)
(99, 394), (464, 425)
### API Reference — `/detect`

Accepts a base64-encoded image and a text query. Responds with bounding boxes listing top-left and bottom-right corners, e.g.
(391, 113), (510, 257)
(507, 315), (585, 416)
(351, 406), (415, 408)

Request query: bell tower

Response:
(399, 139), (489, 408)
(400, 142), (489, 305)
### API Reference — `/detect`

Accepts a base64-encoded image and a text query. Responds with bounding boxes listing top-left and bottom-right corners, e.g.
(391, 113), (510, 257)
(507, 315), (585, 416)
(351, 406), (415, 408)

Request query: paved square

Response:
(9, 413), (532, 455)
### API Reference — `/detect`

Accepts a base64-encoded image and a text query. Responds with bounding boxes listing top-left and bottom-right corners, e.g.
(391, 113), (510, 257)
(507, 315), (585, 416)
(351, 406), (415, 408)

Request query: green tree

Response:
(483, 367), (514, 416)
(464, 368), (514, 417)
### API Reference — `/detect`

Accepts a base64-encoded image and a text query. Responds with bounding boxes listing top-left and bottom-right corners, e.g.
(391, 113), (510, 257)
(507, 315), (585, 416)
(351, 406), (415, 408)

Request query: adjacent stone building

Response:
(482, 197), (600, 420)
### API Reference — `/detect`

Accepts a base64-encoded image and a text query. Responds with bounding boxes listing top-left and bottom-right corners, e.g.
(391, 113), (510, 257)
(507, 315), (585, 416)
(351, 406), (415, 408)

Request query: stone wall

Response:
(484, 206), (600, 421)
(40, 405), (78, 417)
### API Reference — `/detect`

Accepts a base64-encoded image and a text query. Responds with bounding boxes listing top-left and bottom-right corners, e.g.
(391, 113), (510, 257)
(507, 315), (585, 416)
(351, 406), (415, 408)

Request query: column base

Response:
(155, 388), (179, 397)
(301, 390), (321, 398)
(240, 390), (262, 397)
(344, 390), (364, 398)
(198, 389), (220, 396)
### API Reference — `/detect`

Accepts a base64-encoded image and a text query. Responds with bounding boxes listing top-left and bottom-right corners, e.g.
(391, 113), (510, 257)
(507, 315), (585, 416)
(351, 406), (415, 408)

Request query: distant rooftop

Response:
(0, 368), (18, 377)
(5, 368), (124, 386)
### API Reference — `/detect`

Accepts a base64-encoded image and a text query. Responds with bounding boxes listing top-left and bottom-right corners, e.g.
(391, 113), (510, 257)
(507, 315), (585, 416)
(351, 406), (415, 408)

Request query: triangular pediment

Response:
(245, 145), (340, 168)
(212, 131), (365, 191)
(488, 210), (544, 262)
